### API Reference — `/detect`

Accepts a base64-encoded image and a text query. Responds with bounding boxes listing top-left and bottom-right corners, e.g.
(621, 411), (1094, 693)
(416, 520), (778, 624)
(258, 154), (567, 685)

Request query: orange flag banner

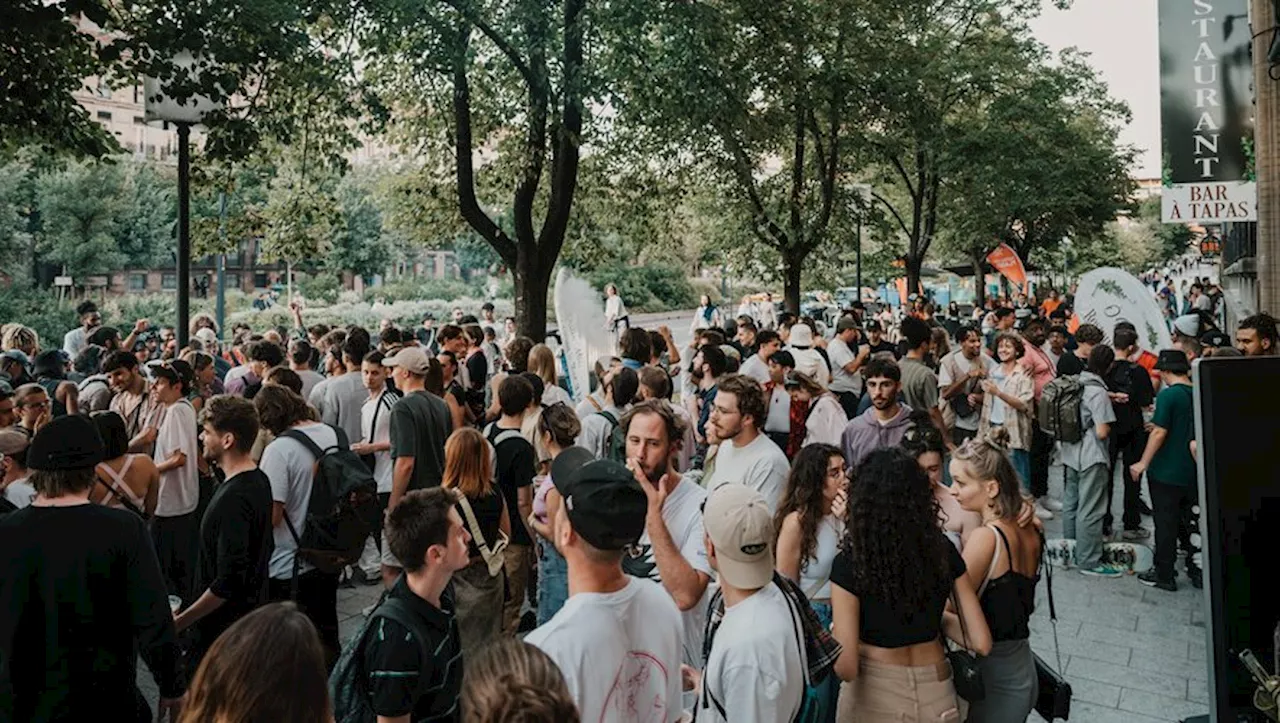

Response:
(986, 243), (1028, 289)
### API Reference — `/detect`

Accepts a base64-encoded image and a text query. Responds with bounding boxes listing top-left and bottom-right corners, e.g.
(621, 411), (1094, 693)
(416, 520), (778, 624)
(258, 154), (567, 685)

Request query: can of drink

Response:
(168, 595), (182, 615)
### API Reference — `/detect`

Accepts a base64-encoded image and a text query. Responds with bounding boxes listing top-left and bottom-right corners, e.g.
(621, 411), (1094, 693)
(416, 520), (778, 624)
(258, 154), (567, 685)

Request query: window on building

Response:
(161, 273), (177, 290)
(227, 273), (241, 291)
(253, 272), (269, 289)
(128, 274), (146, 292)
(97, 110), (112, 121)
(133, 116), (145, 125)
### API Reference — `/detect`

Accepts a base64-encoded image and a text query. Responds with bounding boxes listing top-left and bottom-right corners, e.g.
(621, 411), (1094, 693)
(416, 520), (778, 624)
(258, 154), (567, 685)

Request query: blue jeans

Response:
(1010, 449), (1031, 494)
(537, 538), (568, 625)
(1062, 463), (1110, 569)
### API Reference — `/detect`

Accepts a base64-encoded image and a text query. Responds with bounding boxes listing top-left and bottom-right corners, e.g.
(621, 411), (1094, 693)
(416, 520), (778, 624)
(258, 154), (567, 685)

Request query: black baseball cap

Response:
(1200, 330), (1230, 348)
(1154, 349), (1191, 374)
(550, 448), (647, 551)
(865, 320), (882, 333)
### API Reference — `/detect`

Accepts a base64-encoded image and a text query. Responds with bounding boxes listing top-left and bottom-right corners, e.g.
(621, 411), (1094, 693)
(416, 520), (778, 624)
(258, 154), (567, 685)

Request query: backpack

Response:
(280, 425), (380, 576)
(597, 410), (627, 463)
(1037, 375), (1104, 444)
(330, 595), (431, 723)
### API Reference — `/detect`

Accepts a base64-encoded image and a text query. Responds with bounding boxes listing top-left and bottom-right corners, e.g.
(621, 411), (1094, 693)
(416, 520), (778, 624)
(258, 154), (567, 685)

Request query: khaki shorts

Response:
(837, 658), (963, 723)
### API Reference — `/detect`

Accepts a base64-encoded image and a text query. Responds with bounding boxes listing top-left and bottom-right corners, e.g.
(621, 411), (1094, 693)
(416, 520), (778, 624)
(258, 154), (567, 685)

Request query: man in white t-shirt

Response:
(256, 384), (342, 663)
(352, 350), (400, 582)
(150, 362), (201, 599)
(703, 374), (790, 512)
(738, 330), (780, 385)
(693, 483), (805, 723)
(526, 454), (684, 723)
(827, 316), (869, 418)
(938, 326), (996, 446)
(619, 399), (714, 664)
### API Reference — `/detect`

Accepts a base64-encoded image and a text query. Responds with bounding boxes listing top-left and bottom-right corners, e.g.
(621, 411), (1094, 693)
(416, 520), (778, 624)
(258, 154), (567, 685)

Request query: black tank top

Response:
(979, 526), (1039, 642)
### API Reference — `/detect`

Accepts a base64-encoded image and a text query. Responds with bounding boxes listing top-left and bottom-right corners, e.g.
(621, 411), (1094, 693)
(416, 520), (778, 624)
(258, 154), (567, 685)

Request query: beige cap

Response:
(0, 428), (29, 456)
(704, 483), (775, 589)
(382, 345), (430, 375)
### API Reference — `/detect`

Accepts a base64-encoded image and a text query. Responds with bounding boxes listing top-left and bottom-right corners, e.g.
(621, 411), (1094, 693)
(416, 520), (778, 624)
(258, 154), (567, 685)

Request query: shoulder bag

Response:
(947, 584), (986, 702)
(457, 493), (509, 577)
(1035, 530), (1073, 719)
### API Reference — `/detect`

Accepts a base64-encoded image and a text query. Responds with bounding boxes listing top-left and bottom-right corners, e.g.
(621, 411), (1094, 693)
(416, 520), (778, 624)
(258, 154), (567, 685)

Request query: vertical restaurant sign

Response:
(1158, 0), (1256, 224)
(985, 243), (1028, 290)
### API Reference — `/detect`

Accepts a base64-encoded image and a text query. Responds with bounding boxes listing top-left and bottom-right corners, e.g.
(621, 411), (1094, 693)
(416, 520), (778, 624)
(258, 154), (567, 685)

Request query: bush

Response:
(586, 263), (696, 313)
(364, 278), (483, 304)
(231, 297), (515, 334)
(297, 273), (342, 305)
(0, 287), (79, 350)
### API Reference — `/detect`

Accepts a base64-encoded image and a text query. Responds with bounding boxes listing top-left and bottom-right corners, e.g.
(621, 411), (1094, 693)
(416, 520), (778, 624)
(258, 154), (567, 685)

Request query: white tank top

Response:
(800, 515), (845, 601)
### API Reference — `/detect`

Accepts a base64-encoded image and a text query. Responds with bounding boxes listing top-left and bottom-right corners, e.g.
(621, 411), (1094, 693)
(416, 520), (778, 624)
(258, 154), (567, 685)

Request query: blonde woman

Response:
(442, 427), (511, 652)
(528, 343), (573, 407)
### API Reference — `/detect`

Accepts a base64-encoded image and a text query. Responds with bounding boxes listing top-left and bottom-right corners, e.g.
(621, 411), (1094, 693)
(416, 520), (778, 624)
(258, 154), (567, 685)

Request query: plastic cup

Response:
(168, 595), (182, 614)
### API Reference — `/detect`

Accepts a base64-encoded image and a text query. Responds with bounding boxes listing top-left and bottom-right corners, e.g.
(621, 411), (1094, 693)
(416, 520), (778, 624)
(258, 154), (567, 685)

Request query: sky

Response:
(1030, 0), (1161, 179)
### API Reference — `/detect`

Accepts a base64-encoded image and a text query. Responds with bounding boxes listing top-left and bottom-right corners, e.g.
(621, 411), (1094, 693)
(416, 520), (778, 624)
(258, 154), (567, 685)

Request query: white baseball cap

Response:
(704, 483), (775, 589)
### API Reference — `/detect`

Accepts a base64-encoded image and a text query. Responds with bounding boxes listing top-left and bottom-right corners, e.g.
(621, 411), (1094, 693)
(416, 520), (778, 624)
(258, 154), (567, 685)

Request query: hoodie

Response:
(841, 404), (915, 468)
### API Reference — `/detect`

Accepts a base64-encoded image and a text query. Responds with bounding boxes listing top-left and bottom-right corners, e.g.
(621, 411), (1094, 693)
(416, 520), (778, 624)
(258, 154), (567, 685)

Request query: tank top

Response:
(96, 456), (146, 515)
(799, 515), (844, 601)
(978, 525), (1038, 642)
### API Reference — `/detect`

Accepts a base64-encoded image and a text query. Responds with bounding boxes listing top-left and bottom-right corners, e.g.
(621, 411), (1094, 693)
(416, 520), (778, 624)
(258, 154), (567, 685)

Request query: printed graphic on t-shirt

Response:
(602, 650), (671, 723)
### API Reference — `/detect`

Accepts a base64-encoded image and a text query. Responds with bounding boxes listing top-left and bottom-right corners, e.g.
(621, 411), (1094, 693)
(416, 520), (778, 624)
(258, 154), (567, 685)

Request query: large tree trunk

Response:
(971, 251), (986, 310)
(783, 254), (803, 316)
(905, 255), (923, 304)
(513, 244), (553, 342)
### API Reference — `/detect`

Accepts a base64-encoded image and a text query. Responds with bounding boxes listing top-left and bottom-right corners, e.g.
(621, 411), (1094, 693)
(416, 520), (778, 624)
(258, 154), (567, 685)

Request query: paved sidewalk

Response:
(1029, 463), (1210, 723)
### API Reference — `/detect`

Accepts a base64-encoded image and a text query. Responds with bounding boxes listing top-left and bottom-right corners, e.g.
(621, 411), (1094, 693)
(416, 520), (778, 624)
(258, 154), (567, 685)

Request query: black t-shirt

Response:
(193, 469), (274, 661)
(361, 577), (463, 722)
(485, 423), (536, 546)
(458, 490), (506, 558)
(389, 392), (453, 491)
(866, 340), (898, 358)
(0, 505), (185, 718)
(1105, 360), (1154, 436)
(1056, 352), (1086, 376)
(465, 351), (488, 391)
(829, 535), (967, 648)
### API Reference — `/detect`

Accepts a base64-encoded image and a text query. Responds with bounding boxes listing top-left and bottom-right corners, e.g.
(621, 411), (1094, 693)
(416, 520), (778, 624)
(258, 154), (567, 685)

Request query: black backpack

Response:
(280, 425), (380, 576)
(330, 594), (431, 723)
(597, 411), (627, 463)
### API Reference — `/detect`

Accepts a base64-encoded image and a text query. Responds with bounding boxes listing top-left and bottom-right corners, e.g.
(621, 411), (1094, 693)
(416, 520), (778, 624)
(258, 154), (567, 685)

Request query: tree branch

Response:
(450, 27), (517, 267)
(872, 191), (911, 238)
(537, 0), (584, 264)
(441, 0), (538, 91)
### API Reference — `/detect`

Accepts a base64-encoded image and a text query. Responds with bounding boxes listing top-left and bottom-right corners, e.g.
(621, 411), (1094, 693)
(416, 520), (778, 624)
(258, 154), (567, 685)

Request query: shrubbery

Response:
(586, 263), (696, 312)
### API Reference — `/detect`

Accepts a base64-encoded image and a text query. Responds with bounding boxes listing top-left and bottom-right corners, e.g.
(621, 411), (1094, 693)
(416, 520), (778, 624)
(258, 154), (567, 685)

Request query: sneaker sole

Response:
(1080, 570), (1124, 578)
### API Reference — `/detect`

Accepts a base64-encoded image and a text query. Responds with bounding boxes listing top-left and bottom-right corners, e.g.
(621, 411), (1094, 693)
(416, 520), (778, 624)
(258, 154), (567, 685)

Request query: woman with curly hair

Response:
(831, 448), (992, 722)
(948, 430), (1042, 722)
(979, 333), (1034, 490)
(775, 443), (847, 723)
(463, 638), (579, 723)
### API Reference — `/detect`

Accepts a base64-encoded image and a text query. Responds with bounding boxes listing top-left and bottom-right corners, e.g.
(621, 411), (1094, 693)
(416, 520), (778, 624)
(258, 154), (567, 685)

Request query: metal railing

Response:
(1222, 221), (1258, 269)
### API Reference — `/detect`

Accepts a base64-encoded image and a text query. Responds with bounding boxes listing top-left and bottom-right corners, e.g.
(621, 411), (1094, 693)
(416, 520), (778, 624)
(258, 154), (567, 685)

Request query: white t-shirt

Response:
(803, 394), (848, 448)
(153, 400), (199, 517)
(296, 369), (324, 401)
(789, 347), (830, 387)
(827, 337), (861, 395)
(698, 583), (806, 723)
(322, 373), (367, 446)
(576, 405), (624, 460)
(622, 478), (713, 665)
(938, 351), (996, 432)
(3, 478), (35, 509)
(308, 376), (331, 416)
(527, 577), (684, 723)
(542, 383), (573, 408)
(361, 389), (399, 494)
(261, 422), (338, 579)
(739, 354), (771, 385)
(764, 384), (791, 434)
(704, 433), (790, 512)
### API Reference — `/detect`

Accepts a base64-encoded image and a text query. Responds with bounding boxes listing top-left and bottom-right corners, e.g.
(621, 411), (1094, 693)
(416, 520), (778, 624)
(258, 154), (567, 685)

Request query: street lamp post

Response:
(849, 184), (872, 298)
(144, 53), (221, 350)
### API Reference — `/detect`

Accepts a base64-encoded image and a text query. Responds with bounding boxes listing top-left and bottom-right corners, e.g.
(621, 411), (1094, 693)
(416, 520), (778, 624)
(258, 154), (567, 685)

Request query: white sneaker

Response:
(1041, 497), (1064, 512)
(1035, 504), (1055, 521)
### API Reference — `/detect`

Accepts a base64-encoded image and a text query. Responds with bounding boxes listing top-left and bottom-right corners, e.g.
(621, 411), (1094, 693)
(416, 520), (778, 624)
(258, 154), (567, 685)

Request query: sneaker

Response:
(1187, 568), (1204, 589)
(1138, 569), (1177, 591)
(1041, 497), (1064, 512)
(1122, 528), (1152, 541)
(1080, 564), (1126, 578)
(1138, 498), (1154, 516)
(1035, 504), (1055, 521)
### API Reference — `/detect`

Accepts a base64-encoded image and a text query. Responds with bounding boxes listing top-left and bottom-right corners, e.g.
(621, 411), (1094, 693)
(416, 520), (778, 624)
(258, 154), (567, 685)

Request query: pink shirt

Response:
(1019, 344), (1056, 401)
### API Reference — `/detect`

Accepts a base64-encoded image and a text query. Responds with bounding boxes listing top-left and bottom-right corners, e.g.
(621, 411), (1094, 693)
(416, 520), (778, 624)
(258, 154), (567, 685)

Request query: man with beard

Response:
(619, 399), (712, 665)
(689, 344), (727, 466)
(703, 374), (789, 512)
(938, 325), (994, 447)
(104, 351), (164, 454)
(1236, 313), (1279, 356)
(841, 358), (913, 467)
(62, 301), (102, 359)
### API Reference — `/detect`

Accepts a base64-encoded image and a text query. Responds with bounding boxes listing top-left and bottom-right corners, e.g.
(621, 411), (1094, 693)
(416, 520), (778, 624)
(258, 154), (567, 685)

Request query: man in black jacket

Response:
(1106, 324), (1156, 539)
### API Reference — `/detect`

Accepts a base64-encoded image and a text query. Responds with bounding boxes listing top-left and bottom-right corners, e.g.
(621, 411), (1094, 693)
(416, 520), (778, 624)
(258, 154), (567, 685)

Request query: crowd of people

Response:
(0, 264), (1268, 722)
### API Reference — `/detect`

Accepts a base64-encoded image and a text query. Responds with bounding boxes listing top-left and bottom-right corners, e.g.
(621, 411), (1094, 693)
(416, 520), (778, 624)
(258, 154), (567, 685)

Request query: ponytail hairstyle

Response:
(950, 427), (1028, 521)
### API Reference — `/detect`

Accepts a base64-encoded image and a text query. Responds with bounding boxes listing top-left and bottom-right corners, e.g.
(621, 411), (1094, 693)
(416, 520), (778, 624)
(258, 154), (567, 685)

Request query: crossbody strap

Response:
(977, 525), (1003, 598)
(456, 494), (493, 559)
